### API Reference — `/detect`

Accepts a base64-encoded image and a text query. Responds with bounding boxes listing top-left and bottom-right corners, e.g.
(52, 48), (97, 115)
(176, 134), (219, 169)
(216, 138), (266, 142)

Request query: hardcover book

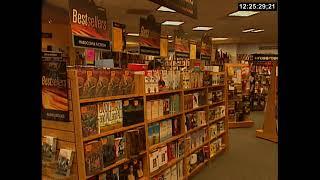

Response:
(56, 148), (75, 176)
(145, 70), (153, 94)
(178, 138), (185, 158)
(122, 98), (144, 126)
(158, 146), (168, 167)
(149, 150), (159, 173)
(159, 70), (169, 91)
(96, 68), (110, 97)
(123, 70), (135, 95)
(171, 164), (178, 180)
(163, 98), (170, 115)
(151, 100), (159, 119)
(77, 67), (87, 99)
(146, 101), (152, 121)
(101, 135), (115, 167)
(163, 168), (171, 180)
(84, 141), (103, 176)
(137, 126), (146, 152)
(158, 99), (164, 117)
(83, 67), (99, 98)
(125, 130), (140, 157)
(114, 137), (125, 160)
(167, 119), (173, 139)
(80, 103), (98, 137)
(160, 120), (167, 142)
(172, 118), (180, 136)
(42, 136), (57, 162)
(153, 70), (160, 93)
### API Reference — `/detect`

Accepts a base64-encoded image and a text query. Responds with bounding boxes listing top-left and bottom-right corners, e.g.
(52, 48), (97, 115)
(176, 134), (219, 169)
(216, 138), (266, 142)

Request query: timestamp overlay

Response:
(238, 2), (277, 11)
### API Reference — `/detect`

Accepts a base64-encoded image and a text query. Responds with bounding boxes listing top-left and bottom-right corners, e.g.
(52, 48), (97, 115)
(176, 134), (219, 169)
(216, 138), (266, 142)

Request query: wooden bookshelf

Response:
(184, 105), (208, 114)
(146, 89), (182, 96)
(208, 116), (225, 124)
(183, 86), (207, 92)
(229, 119), (254, 128)
(150, 156), (184, 177)
(147, 112), (183, 124)
(209, 100), (225, 106)
(149, 134), (184, 151)
(185, 124), (207, 135)
(79, 94), (143, 104)
(86, 158), (130, 179)
(83, 122), (145, 142)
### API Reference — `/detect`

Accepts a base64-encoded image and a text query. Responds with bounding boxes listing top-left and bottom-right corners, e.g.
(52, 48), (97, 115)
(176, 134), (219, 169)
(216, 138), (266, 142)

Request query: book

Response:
(137, 126), (146, 152)
(178, 138), (184, 158)
(145, 70), (153, 94)
(122, 98), (144, 126)
(159, 99), (164, 117)
(114, 137), (125, 160)
(146, 101), (152, 121)
(101, 135), (115, 167)
(163, 168), (171, 180)
(171, 164), (178, 180)
(77, 67), (87, 99)
(42, 136), (57, 162)
(56, 148), (75, 176)
(84, 141), (103, 176)
(137, 159), (144, 178)
(172, 118), (180, 136)
(96, 68), (110, 97)
(203, 145), (210, 159)
(159, 70), (169, 91)
(160, 120), (167, 142)
(158, 146), (168, 167)
(123, 70), (135, 95)
(125, 130), (141, 157)
(111, 167), (120, 180)
(151, 100), (159, 119)
(149, 149), (159, 173)
(163, 98), (170, 115)
(153, 70), (160, 93)
(149, 123), (160, 145)
(80, 103), (98, 137)
(177, 161), (183, 180)
(167, 70), (173, 90)
(167, 142), (175, 162)
(85, 67), (99, 98)
(167, 119), (172, 139)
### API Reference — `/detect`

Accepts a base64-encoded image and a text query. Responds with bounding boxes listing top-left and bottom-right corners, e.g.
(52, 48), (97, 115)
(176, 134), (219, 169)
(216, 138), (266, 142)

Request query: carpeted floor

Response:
(192, 111), (278, 180)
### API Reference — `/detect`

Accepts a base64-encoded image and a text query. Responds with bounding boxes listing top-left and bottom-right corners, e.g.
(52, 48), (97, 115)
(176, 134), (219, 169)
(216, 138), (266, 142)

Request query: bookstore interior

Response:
(42, 0), (278, 179)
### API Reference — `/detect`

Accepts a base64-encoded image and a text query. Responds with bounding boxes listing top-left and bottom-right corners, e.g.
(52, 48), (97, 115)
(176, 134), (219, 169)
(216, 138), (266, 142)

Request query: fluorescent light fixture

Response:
(168, 40), (173, 43)
(242, 28), (255, 33)
(162, 21), (184, 26)
(212, 38), (228, 41)
(126, 41), (139, 45)
(229, 11), (259, 17)
(192, 26), (213, 31)
(127, 33), (139, 36)
(252, 29), (264, 33)
(168, 35), (172, 38)
(157, 6), (176, 12)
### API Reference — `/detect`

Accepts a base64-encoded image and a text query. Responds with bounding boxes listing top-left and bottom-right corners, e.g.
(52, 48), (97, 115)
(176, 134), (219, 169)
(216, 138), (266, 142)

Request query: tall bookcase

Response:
(42, 68), (229, 180)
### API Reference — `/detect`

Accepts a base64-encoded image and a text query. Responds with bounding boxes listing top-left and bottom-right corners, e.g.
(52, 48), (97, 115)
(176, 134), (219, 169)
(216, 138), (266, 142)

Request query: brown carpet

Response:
(191, 111), (278, 180)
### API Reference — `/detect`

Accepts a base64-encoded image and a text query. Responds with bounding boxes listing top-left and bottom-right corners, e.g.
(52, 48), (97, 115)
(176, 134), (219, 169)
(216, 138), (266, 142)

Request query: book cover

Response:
(122, 98), (144, 126)
(177, 161), (183, 180)
(83, 67), (99, 98)
(198, 91), (206, 106)
(148, 124), (155, 145)
(137, 126), (146, 152)
(149, 150), (159, 173)
(125, 130), (140, 157)
(159, 120), (167, 142)
(84, 141), (103, 176)
(209, 142), (215, 158)
(159, 70), (169, 91)
(172, 118), (180, 136)
(167, 70), (173, 90)
(116, 70), (125, 95)
(56, 148), (75, 176)
(146, 101), (152, 121)
(42, 136), (57, 162)
(80, 103), (98, 137)
(123, 70), (135, 95)
(163, 98), (170, 115)
(114, 137), (125, 160)
(158, 99), (164, 117)
(108, 70), (119, 96)
(175, 71), (181, 90)
(167, 119), (172, 139)
(185, 137), (191, 154)
(178, 138), (185, 158)
(153, 70), (160, 93)
(158, 146), (168, 167)
(171, 164), (178, 180)
(167, 142), (174, 162)
(153, 123), (160, 144)
(77, 67), (87, 99)
(145, 70), (153, 94)
(151, 100), (159, 119)
(163, 168), (171, 180)
(111, 167), (120, 180)
(101, 135), (115, 167)
(203, 145), (210, 159)
(96, 68), (110, 97)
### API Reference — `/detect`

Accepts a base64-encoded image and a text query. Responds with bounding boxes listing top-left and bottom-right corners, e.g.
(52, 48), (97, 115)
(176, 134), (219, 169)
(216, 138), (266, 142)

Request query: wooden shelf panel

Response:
(42, 119), (75, 132)
(187, 159), (209, 178)
(149, 134), (184, 151)
(184, 105), (208, 114)
(80, 94), (143, 104)
(150, 156), (184, 177)
(183, 86), (207, 92)
(209, 131), (226, 142)
(86, 158), (130, 179)
(185, 124), (207, 135)
(208, 116), (225, 124)
(83, 122), (145, 142)
(207, 84), (225, 88)
(146, 89), (182, 96)
(229, 120), (254, 129)
(147, 112), (183, 124)
(184, 141), (209, 158)
(208, 101), (225, 107)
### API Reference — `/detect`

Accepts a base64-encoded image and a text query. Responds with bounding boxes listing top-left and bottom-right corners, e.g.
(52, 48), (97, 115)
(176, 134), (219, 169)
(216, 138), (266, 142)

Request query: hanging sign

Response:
(189, 40), (196, 60)
(160, 36), (168, 57)
(69, 0), (110, 50)
(112, 22), (126, 52)
(174, 28), (190, 58)
(149, 0), (198, 19)
(41, 51), (69, 121)
(139, 15), (161, 56)
(200, 34), (212, 61)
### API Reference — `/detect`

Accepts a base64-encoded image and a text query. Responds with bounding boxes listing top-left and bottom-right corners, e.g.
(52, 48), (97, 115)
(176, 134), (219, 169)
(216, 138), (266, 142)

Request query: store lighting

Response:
(252, 29), (264, 33)
(242, 28), (255, 33)
(192, 26), (213, 31)
(157, 6), (176, 12)
(168, 40), (173, 43)
(228, 11), (259, 17)
(168, 35), (172, 38)
(127, 33), (139, 37)
(162, 21), (184, 26)
(126, 41), (139, 45)
(212, 38), (228, 41)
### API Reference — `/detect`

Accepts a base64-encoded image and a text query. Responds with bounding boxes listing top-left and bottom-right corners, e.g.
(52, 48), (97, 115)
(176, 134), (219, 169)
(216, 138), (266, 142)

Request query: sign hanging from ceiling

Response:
(69, 0), (110, 50)
(139, 15), (161, 56)
(112, 22), (126, 52)
(200, 34), (212, 62)
(149, 0), (198, 19)
(174, 27), (190, 58)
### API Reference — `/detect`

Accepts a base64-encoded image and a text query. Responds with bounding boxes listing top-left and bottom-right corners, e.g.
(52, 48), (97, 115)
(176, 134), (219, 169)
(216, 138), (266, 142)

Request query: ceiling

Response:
(42, 0), (278, 44)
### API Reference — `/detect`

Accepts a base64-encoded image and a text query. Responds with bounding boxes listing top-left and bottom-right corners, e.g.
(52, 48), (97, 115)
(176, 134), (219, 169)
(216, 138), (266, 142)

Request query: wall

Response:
(216, 44), (238, 63)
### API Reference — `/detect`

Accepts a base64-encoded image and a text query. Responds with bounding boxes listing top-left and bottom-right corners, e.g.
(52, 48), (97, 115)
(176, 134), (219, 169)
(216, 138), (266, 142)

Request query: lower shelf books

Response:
(149, 118), (180, 146)
(184, 91), (206, 111)
(147, 95), (180, 121)
(185, 111), (206, 131)
(122, 97), (144, 126)
(186, 129), (207, 151)
(56, 148), (75, 176)
(84, 141), (104, 176)
(208, 105), (225, 121)
(186, 149), (206, 175)
(81, 103), (99, 138)
(101, 135), (115, 167)
(42, 136), (57, 162)
(209, 138), (223, 158)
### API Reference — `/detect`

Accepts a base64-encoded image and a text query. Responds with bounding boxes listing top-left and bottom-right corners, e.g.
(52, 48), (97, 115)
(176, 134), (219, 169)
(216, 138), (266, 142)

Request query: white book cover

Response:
(167, 119), (172, 139)
(152, 100), (159, 119)
(153, 70), (160, 93)
(158, 146), (168, 167)
(160, 120), (167, 142)
(159, 99), (164, 117)
(149, 150), (159, 173)
(193, 93), (199, 108)
(171, 164), (178, 180)
(56, 148), (74, 176)
(145, 70), (153, 94)
(97, 103), (106, 133)
(146, 101), (152, 121)
(163, 168), (171, 180)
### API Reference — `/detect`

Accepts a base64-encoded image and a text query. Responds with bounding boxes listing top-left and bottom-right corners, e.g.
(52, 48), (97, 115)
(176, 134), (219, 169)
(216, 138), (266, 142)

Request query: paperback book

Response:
(80, 103), (98, 137)
(56, 148), (75, 176)
(42, 136), (57, 162)
(101, 135), (115, 167)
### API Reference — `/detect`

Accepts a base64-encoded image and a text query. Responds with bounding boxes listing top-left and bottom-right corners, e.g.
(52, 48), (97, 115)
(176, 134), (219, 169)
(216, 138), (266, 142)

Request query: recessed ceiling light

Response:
(228, 11), (259, 17)
(212, 38), (228, 41)
(242, 28), (255, 33)
(127, 33), (139, 36)
(192, 26), (213, 31)
(252, 29), (264, 33)
(157, 6), (176, 12)
(168, 40), (173, 43)
(162, 21), (184, 26)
